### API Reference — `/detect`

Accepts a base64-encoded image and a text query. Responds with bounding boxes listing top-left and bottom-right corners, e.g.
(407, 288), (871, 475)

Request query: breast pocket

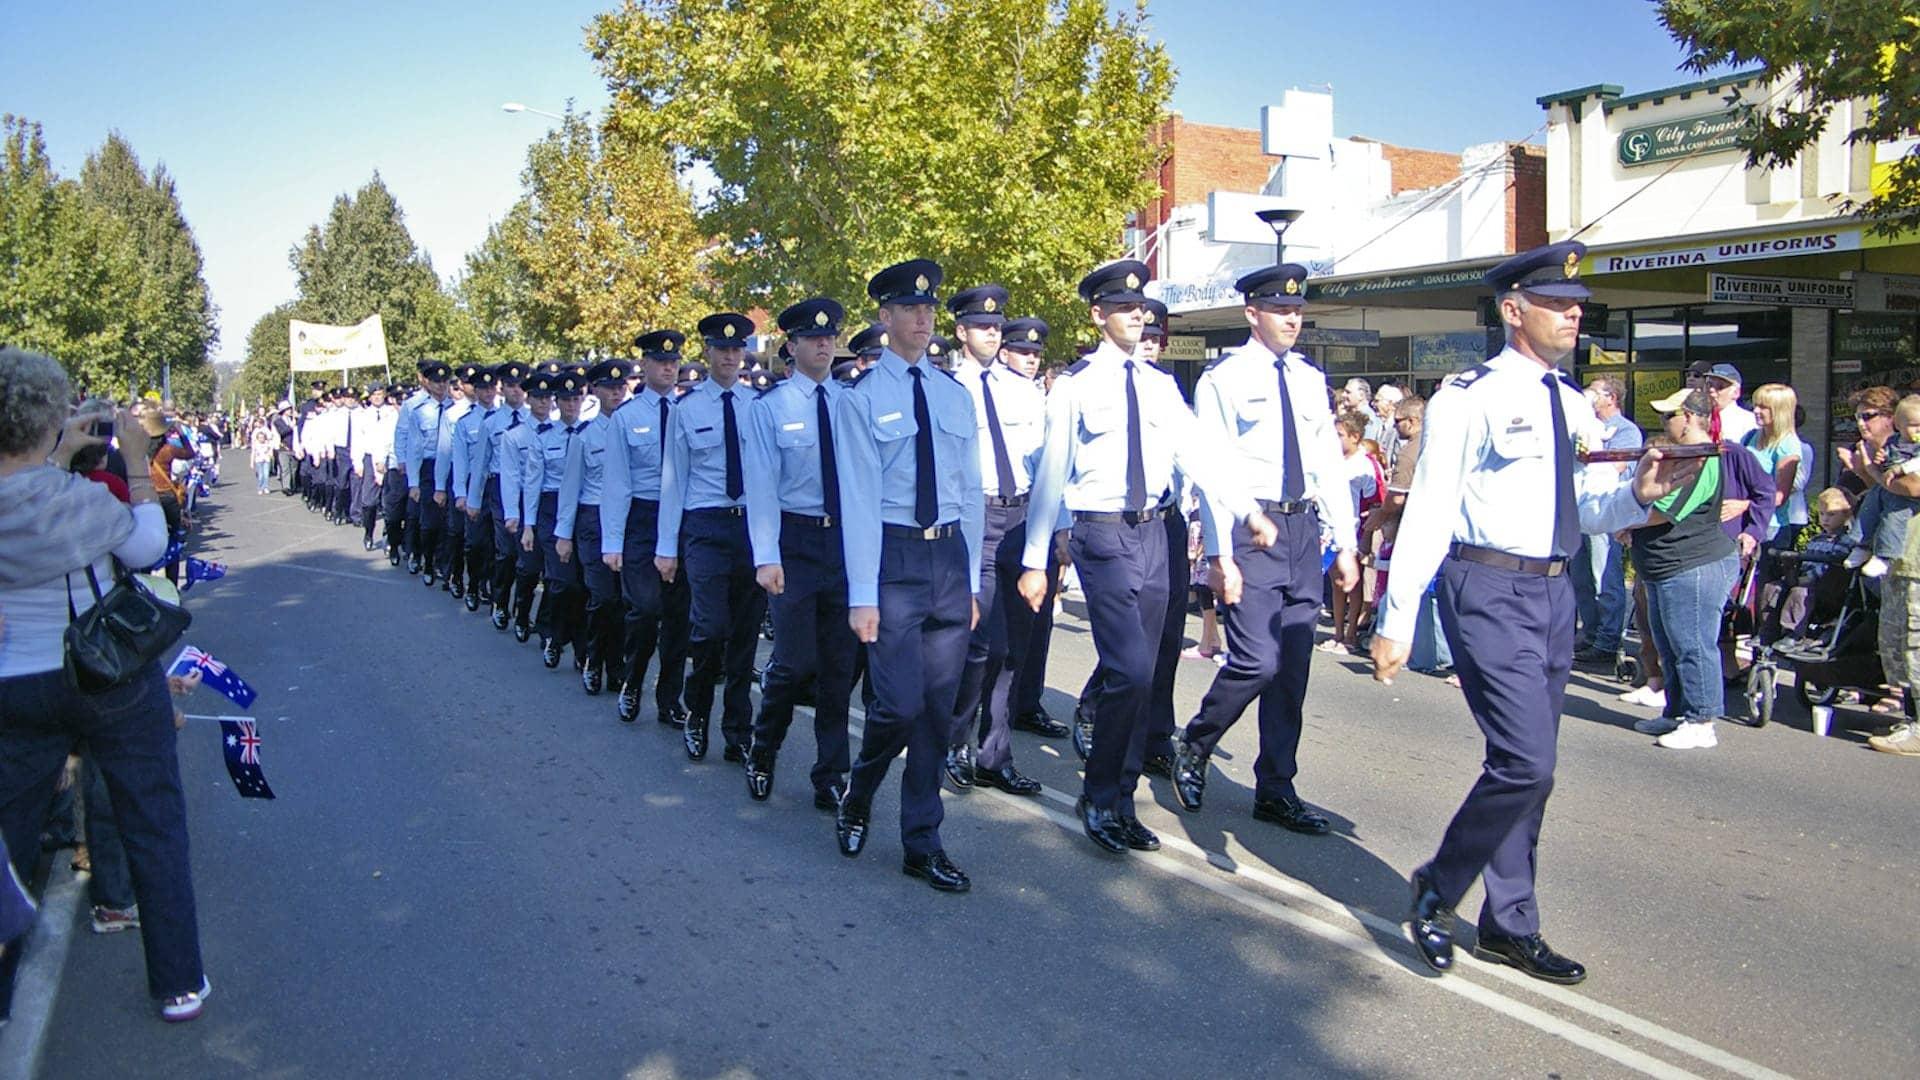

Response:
(684, 424), (722, 451)
(1079, 406), (1123, 443)
(775, 421), (817, 449)
(625, 425), (653, 450)
(1233, 394), (1272, 436)
(1489, 423), (1549, 464)
(871, 410), (918, 443)
(933, 403), (973, 455)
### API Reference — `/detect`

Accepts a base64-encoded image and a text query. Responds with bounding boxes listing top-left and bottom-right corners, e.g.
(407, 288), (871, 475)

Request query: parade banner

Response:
(289, 315), (389, 372)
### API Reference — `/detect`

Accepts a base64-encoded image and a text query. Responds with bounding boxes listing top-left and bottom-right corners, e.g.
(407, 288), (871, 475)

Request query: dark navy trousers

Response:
(949, 500), (1037, 770)
(574, 504), (624, 671)
(415, 459), (449, 574)
(1431, 556), (1573, 938)
(1011, 529), (1068, 718)
(381, 465), (407, 554)
(535, 491), (585, 655)
(752, 519), (855, 793)
(681, 508), (766, 748)
(618, 500), (689, 714)
(852, 531), (972, 856)
(1078, 505), (1189, 757)
(1183, 510), (1322, 800)
(1071, 517), (1169, 816)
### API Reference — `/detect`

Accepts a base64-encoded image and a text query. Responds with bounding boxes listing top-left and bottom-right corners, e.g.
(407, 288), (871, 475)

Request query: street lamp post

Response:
(500, 102), (566, 121)
(1255, 207), (1305, 264)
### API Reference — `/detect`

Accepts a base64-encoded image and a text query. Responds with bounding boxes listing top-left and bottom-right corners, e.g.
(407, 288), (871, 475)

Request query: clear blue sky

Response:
(4, 0), (1702, 367)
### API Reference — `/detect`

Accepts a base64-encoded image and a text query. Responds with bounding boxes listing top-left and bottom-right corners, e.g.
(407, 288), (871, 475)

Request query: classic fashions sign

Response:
(1617, 109), (1747, 167)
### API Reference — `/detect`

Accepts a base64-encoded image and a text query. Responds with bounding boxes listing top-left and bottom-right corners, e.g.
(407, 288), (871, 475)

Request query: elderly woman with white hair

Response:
(0, 347), (209, 1023)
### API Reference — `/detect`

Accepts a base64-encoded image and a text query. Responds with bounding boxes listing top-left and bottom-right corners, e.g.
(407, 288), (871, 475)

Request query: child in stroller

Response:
(1758, 487), (1855, 648)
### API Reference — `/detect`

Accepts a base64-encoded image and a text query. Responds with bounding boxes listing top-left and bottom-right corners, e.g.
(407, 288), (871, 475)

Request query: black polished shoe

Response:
(1172, 740), (1208, 812)
(407, 554), (421, 575)
(616, 684), (642, 722)
(683, 716), (710, 760)
(1570, 644), (1614, 665)
(581, 665), (604, 696)
(1141, 751), (1173, 779)
(1077, 796), (1129, 855)
(464, 590), (480, 613)
(1071, 708), (1095, 762)
(744, 752), (775, 801)
(902, 850), (971, 893)
(1012, 709), (1071, 739)
(389, 548), (402, 567)
(440, 578), (452, 593)
(944, 746), (975, 790)
(835, 795), (870, 857)
(1252, 794), (1332, 835)
(423, 568), (437, 587)
(491, 607), (510, 631)
(1407, 865), (1455, 974)
(814, 781), (847, 812)
(1116, 815), (1161, 851)
(512, 621), (532, 644)
(449, 579), (465, 600)
(972, 763), (1042, 797)
(1471, 931), (1587, 985)
(541, 638), (562, 669)
(658, 703), (689, 729)
(722, 742), (747, 764)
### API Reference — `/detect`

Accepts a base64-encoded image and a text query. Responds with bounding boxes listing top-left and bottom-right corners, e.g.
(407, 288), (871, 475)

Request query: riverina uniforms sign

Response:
(1617, 109), (1748, 167)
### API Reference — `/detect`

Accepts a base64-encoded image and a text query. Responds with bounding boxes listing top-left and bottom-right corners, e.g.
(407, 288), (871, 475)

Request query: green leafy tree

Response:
(288, 173), (448, 369)
(78, 132), (220, 406)
(0, 115), (150, 395)
(1658, 0), (1920, 235)
(235, 302), (297, 405)
(588, 0), (1172, 358)
(456, 218), (549, 364)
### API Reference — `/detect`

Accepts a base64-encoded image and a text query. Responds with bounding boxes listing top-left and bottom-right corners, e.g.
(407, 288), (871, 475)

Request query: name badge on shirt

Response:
(632, 426), (652, 435)
(782, 421), (806, 432)
(878, 411), (903, 423)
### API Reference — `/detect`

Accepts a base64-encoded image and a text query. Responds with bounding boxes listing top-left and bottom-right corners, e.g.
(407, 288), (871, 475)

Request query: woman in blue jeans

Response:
(1631, 390), (1752, 750)
(0, 348), (210, 1023)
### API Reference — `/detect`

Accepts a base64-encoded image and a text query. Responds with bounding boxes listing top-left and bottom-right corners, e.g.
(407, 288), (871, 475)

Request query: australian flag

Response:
(167, 646), (258, 708)
(218, 719), (275, 800)
(180, 557), (227, 593)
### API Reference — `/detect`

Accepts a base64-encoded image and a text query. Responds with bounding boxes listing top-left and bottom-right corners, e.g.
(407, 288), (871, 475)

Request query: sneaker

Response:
(1843, 547), (1871, 569)
(90, 904), (139, 934)
(1632, 715), (1681, 735)
(1315, 639), (1349, 655)
(1868, 723), (1920, 757)
(1861, 556), (1889, 579)
(1619, 685), (1667, 708)
(160, 975), (211, 1023)
(1655, 720), (1718, 749)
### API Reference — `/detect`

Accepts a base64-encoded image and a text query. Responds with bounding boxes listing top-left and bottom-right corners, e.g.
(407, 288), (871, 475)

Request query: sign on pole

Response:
(289, 315), (389, 373)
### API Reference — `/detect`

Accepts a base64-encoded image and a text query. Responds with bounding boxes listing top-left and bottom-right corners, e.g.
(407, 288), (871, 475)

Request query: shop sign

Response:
(1410, 330), (1491, 372)
(1157, 277), (1241, 314)
(1159, 335), (1207, 361)
(1833, 312), (1918, 360)
(1851, 272), (1920, 312)
(1298, 328), (1381, 347)
(1617, 109), (1747, 167)
(1596, 229), (1861, 274)
(1308, 266), (1493, 300)
(1707, 272), (1856, 308)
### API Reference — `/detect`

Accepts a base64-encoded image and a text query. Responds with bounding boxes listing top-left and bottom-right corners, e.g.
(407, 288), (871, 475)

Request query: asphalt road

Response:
(21, 482), (1920, 1078)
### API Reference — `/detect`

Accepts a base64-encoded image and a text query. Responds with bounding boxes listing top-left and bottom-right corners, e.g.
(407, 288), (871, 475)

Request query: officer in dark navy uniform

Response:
(999, 318), (1074, 743)
(606, 332), (692, 726)
(1171, 264), (1361, 833)
(1375, 240), (1689, 984)
(478, 361), (532, 628)
(558, 360), (633, 694)
(833, 259), (984, 892)
(1019, 260), (1275, 857)
(521, 369), (591, 669)
(847, 324), (887, 375)
(404, 361), (456, 585)
(656, 312), (768, 763)
(501, 367), (556, 642)
(741, 298), (857, 809)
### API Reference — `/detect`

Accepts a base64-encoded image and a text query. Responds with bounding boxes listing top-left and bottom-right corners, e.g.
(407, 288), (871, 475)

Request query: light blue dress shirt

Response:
(656, 377), (750, 559)
(403, 393), (451, 481)
(556, 412), (619, 540)
(1377, 346), (1653, 642)
(601, 389), (673, 553)
(448, 403), (494, 506)
(1191, 338), (1359, 557)
(833, 349), (984, 608)
(519, 417), (584, 522)
(1021, 340), (1257, 569)
(743, 372), (839, 568)
(432, 398), (474, 493)
(953, 354), (1044, 497)
(500, 403), (551, 526)
(468, 403), (527, 507)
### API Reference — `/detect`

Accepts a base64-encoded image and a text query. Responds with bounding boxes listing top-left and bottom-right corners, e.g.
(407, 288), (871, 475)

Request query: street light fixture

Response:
(1255, 207), (1305, 264)
(500, 102), (565, 121)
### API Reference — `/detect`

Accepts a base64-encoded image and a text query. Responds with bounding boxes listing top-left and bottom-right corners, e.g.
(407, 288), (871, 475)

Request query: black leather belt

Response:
(690, 505), (746, 518)
(1159, 502), (1183, 521)
(1448, 542), (1567, 577)
(783, 512), (837, 528)
(988, 493), (1029, 508)
(633, 498), (660, 510)
(1073, 509), (1159, 525)
(883, 523), (959, 540)
(1258, 498), (1316, 516)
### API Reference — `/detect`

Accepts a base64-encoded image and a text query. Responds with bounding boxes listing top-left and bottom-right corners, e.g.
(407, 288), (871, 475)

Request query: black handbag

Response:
(63, 562), (192, 693)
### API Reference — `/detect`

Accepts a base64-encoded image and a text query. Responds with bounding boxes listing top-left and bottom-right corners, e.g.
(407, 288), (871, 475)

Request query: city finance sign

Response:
(1617, 109), (1746, 168)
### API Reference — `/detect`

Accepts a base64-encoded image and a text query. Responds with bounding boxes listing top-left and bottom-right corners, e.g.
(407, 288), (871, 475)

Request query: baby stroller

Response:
(1759, 559), (1883, 729)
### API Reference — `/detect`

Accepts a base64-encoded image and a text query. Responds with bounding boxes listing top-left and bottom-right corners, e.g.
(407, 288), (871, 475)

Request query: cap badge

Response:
(879, 332), (889, 347)
(983, 297), (997, 313)
(814, 310), (830, 326)
(665, 338), (677, 351)
(1026, 328), (1039, 342)
(1285, 277), (1300, 295)
(1124, 272), (1141, 290)
(723, 324), (737, 338)
(1144, 310), (1157, 324)
(1564, 251), (1580, 278)
(914, 274), (930, 292)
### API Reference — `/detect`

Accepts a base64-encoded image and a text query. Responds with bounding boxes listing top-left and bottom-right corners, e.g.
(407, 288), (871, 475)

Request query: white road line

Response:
(0, 866), (85, 1080)
(233, 560), (392, 585)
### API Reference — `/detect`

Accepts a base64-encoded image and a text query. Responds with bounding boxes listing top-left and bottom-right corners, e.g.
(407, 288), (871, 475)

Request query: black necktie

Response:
(658, 397), (668, 452)
(1274, 358), (1305, 500)
(507, 410), (522, 430)
(1123, 360), (1146, 511)
(817, 386), (841, 520)
(721, 389), (743, 500)
(909, 367), (936, 527)
(980, 370), (1017, 498)
(1544, 372), (1579, 558)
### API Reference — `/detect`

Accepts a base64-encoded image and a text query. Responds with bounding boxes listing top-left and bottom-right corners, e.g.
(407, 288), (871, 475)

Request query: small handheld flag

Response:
(218, 719), (275, 800)
(167, 646), (258, 709)
(180, 558), (227, 592)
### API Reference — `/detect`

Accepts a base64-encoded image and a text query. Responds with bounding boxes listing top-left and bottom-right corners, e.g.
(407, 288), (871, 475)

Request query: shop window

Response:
(1687, 304), (1790, 392)
(1829, 311), (1920, 451)
(1630, 367), (1687, 430)
(1629, 308), (1686, 367)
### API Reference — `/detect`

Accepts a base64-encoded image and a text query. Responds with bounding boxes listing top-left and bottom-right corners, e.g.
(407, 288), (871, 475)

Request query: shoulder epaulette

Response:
(754, 382), (778, 399)
(937, 367), (960, 384)
(1448, 362), (1495, 391)
(850, 366), (878, 388)
(1065, 358), (1092, 375)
